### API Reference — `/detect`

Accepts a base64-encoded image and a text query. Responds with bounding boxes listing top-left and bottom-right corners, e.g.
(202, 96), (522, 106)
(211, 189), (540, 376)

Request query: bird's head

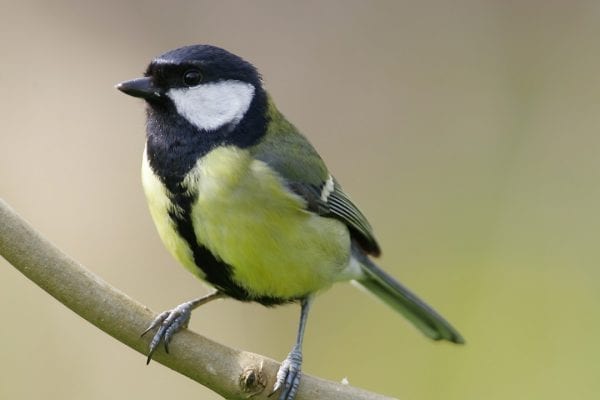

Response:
(117, 45), (265, 133)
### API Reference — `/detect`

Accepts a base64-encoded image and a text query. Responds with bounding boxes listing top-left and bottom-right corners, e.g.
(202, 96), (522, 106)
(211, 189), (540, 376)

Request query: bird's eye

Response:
(183, 70), (203, 86)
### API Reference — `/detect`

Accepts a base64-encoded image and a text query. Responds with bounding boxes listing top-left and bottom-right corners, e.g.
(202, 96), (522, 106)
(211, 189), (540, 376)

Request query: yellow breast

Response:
(143, 145), (351, 300)
(141, 147), (204, 279)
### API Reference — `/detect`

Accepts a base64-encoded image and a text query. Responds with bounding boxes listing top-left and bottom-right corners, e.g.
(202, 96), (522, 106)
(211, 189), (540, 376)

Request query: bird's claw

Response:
(269, 346), (303, 400)
(141, 302), (194, 364)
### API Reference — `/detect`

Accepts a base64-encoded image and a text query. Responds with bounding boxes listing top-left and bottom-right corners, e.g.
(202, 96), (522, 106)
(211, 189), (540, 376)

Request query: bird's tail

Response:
(353, 252), (464, 344)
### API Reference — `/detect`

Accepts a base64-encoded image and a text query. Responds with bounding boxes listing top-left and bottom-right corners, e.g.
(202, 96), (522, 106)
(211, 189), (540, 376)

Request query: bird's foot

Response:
(270, 345), (303, 400)
(141, 301), (195, 364)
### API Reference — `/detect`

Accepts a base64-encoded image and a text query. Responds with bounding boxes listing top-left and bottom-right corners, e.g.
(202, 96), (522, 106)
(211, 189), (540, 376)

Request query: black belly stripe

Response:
(144, 87), (296, 306)
(167, 190), (292, 306)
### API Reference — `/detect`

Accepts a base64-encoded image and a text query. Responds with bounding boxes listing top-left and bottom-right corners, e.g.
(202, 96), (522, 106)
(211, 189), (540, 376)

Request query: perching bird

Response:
(117, 44), (464, 400)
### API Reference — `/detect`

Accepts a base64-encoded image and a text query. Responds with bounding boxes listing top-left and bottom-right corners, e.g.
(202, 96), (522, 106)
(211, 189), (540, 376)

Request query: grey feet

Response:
(269, 297), (312, 400)
(141, 301), (194, 364)
(140, 291), (223, 364)
(270, 345), (303, 400)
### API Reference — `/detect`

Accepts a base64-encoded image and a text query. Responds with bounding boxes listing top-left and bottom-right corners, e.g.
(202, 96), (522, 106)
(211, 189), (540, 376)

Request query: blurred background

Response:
(1, 1), (600, 399)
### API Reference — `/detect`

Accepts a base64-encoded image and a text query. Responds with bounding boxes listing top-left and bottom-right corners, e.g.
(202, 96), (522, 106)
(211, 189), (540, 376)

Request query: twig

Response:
(0, 199), (396, 400)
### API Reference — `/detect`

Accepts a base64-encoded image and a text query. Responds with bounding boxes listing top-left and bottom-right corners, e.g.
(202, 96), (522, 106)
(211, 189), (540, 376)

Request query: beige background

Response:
(2, 1), (600, 399)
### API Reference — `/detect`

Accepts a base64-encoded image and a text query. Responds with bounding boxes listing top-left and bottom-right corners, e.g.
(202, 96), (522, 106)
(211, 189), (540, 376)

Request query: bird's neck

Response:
(264, 95), (297, 137)
(145, 86), (269, 192)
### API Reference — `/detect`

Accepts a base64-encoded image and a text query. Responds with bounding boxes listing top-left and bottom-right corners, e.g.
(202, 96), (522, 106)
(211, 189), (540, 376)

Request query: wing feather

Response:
(251, 100), (381, 256)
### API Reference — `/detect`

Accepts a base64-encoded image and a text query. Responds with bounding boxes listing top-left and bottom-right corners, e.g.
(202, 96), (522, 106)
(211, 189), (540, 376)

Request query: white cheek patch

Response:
(167, 80), (255, 132)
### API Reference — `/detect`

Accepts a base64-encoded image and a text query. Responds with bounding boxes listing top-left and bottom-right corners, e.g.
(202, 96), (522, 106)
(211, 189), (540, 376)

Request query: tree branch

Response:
(0, 199), (396, 400)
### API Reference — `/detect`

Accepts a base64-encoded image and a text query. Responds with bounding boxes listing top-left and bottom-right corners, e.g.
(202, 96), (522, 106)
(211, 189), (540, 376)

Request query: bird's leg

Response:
(270, 296), (313, 400)
(141, 290), (225, 364)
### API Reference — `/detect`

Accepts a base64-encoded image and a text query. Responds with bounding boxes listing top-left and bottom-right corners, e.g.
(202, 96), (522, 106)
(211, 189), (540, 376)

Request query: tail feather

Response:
(354, 253), (464, 344)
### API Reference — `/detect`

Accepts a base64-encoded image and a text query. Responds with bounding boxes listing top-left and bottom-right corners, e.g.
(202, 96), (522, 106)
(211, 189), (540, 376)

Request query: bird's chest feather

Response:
(141, 148), (202, 279)
(144, 145), (350, 299)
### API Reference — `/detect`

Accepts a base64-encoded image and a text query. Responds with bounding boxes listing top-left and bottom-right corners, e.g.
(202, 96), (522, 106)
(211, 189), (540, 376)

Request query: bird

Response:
(116, 44), (464, 400)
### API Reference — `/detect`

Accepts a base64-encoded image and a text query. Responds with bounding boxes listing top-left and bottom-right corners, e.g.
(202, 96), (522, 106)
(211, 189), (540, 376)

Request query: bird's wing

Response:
(286, 176), (381, 256)
(251, 116), (381, 256)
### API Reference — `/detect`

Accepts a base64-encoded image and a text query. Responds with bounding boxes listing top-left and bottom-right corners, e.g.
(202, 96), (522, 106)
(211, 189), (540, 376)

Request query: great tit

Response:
(117, 44), (464, 400)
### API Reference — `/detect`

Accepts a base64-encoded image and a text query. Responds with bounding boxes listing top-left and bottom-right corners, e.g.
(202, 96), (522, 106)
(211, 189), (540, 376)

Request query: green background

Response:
(1, 1), (599, 399)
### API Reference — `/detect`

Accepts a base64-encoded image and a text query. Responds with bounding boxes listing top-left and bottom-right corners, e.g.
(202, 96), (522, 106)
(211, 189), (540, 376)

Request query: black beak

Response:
(116, 77), (162, 100)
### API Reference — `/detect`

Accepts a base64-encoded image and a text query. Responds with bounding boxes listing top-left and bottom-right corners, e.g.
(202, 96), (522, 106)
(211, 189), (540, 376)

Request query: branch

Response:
(0, 199), (396, 400)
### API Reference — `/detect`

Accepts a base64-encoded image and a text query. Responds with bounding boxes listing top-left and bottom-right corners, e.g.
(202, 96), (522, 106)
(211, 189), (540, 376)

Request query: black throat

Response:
(145, 85), (268, 191)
